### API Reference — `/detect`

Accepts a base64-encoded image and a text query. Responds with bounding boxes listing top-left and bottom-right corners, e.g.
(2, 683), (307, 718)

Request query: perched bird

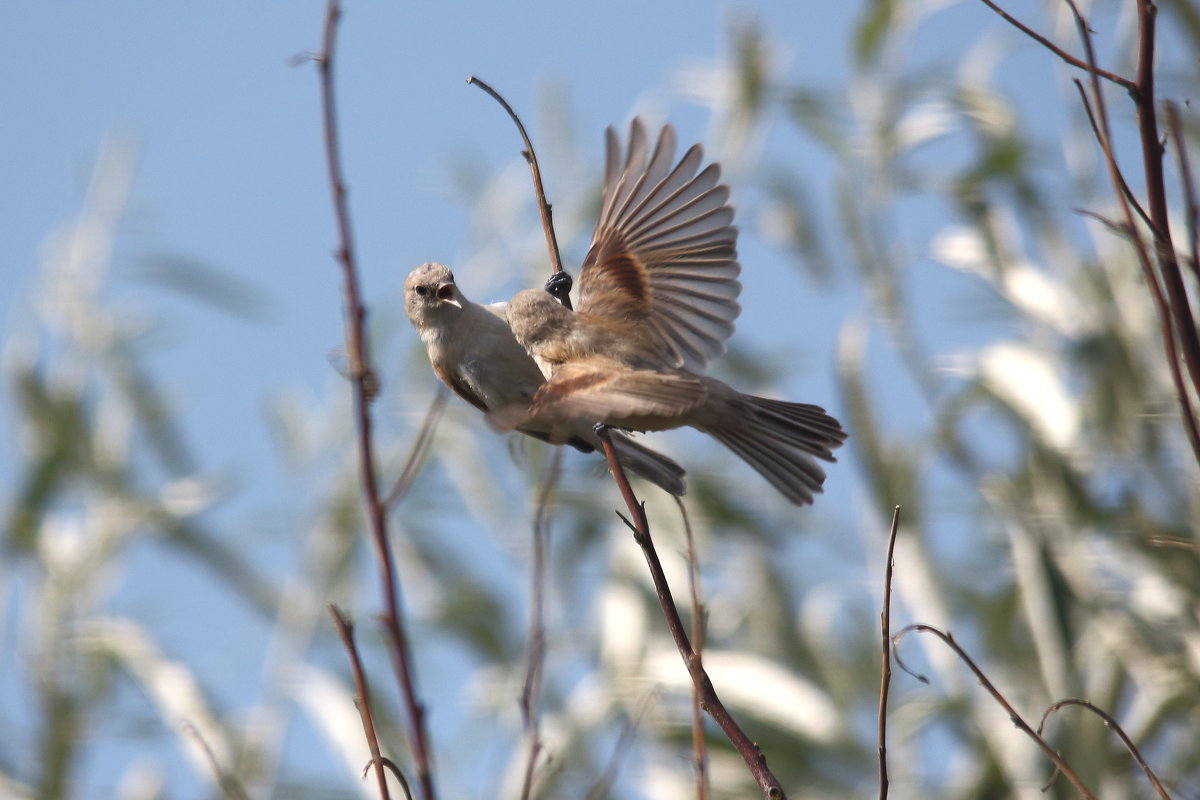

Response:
(502, 119), (846, 505)
(403, 261), (686, 496)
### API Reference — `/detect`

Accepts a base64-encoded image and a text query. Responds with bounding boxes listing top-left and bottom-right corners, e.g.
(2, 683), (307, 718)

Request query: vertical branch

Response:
(1129, 0), (1200, 399)
(518, 450), (562, 800)
(595, 427), (788, 800)
(675, 497), (710, 800)
(315, 3), (437, 798)
(877, 506), (900, 800)
(1064, 0), (1200, 465)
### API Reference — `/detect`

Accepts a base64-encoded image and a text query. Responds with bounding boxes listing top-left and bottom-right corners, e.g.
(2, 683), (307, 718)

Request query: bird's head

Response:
(404, 262), (464, 327)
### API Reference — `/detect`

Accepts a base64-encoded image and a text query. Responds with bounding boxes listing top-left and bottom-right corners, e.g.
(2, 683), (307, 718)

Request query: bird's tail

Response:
(699, 391), (846, 506)
(608, 431), (687, 497)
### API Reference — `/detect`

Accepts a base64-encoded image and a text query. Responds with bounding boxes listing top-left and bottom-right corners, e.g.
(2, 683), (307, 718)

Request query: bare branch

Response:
(466, 76), (571, 308)
(892, 624), (1096, 799)
(1038, 699), (1170, 800)
(315, 3), (436, 797)
(595, 426), (788, 799)
(329, 604), (397, 800)
(973, 0), (1135, 92)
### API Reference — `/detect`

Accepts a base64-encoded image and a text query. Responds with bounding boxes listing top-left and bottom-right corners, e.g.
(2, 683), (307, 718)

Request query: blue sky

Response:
(4, 1), (1159, 796)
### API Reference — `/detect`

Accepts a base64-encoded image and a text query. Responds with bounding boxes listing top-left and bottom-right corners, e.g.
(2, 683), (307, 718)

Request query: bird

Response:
(403, 261), (686, 496)
(501, 119), (846, 506)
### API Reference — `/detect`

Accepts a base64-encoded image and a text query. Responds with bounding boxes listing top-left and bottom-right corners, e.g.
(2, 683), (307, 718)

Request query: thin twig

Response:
(182, 722), (251, 800)
(892, 624), (1096, 800)
(1065, 0), (1200, 467)
(1038, 698), (1171, 800)
(974, 0), (1135, 91)
(583, 690), (658, 800)
(877, 506), (900, 800)
(675, 496), (710, 800)
(466, 76), (570, 308)
(330, 605), (401, 800)
(518, 449), (562, 800)
(384, 386), (449, 509)
(315, 3), (436, 797)
(595, 427), (788, 799)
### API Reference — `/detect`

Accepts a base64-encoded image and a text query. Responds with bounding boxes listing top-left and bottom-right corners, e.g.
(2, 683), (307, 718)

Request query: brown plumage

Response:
(403, 262), (687, 496)
(503, 120), (846, 505)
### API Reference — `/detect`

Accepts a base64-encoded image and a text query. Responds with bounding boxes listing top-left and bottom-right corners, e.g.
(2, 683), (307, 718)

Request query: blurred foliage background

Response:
(3, 1), (1200, 798)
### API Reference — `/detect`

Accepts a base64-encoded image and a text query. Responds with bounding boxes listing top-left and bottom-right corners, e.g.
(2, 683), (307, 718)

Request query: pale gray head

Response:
(404, 262), (464, 327)
(505, 288), (573, 350)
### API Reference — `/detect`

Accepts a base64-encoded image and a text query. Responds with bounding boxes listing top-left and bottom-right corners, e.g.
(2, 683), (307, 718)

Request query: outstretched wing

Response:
(577, 119), (741, 372)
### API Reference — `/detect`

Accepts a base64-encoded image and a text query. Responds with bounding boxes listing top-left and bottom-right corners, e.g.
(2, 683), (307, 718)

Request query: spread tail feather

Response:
(700, 394), (846, 506)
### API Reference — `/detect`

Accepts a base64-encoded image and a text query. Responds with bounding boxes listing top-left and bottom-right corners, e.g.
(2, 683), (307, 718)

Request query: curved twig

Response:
(466, 76), (570, 309)
(892, 624), (1095, 799)
(1038, 698), (1171, 800)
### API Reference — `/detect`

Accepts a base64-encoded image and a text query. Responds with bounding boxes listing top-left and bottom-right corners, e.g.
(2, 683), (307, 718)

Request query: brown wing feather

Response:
(578, 119), (741, 372)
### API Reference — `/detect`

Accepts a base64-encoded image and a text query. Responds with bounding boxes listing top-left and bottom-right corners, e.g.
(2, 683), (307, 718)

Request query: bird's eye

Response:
(414, 285), (428, 297)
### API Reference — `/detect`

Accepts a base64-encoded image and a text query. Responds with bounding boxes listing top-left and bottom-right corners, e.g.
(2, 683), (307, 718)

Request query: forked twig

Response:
(877, 506), (900, 800)
(330, 604), (412, 800)
(892, 624), (1095, 799)
(1038, 698), (1170, 800)
(315, 3), (436, 797)
(595, 426), (788, 799)
(974, 0), (1135, 91)
(466, 76), (570, 308)
(1064, 0), (1200, 466)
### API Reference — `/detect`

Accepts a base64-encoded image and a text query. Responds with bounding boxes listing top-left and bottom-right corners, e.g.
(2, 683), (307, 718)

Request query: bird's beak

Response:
(436, 283), (462, 308)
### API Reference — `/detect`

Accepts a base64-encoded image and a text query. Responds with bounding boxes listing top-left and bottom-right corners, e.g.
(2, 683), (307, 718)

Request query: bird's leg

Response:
(544, 270), (574, 307)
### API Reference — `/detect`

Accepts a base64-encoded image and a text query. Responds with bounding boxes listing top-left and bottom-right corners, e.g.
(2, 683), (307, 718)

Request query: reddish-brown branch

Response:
(1063, 0), (1200, 467)
(1129, 0), (1200, 402)
(466, 76), (570, 308)
(892, 625), (1096, 799)
(330, 605), (410, 800)
(595, 427), (787, 799)
(974, 0), (1135, 92)
(316, 3), (436, 797)
(877, 506), (900, 800)
(1038, 699), (1170, 800)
